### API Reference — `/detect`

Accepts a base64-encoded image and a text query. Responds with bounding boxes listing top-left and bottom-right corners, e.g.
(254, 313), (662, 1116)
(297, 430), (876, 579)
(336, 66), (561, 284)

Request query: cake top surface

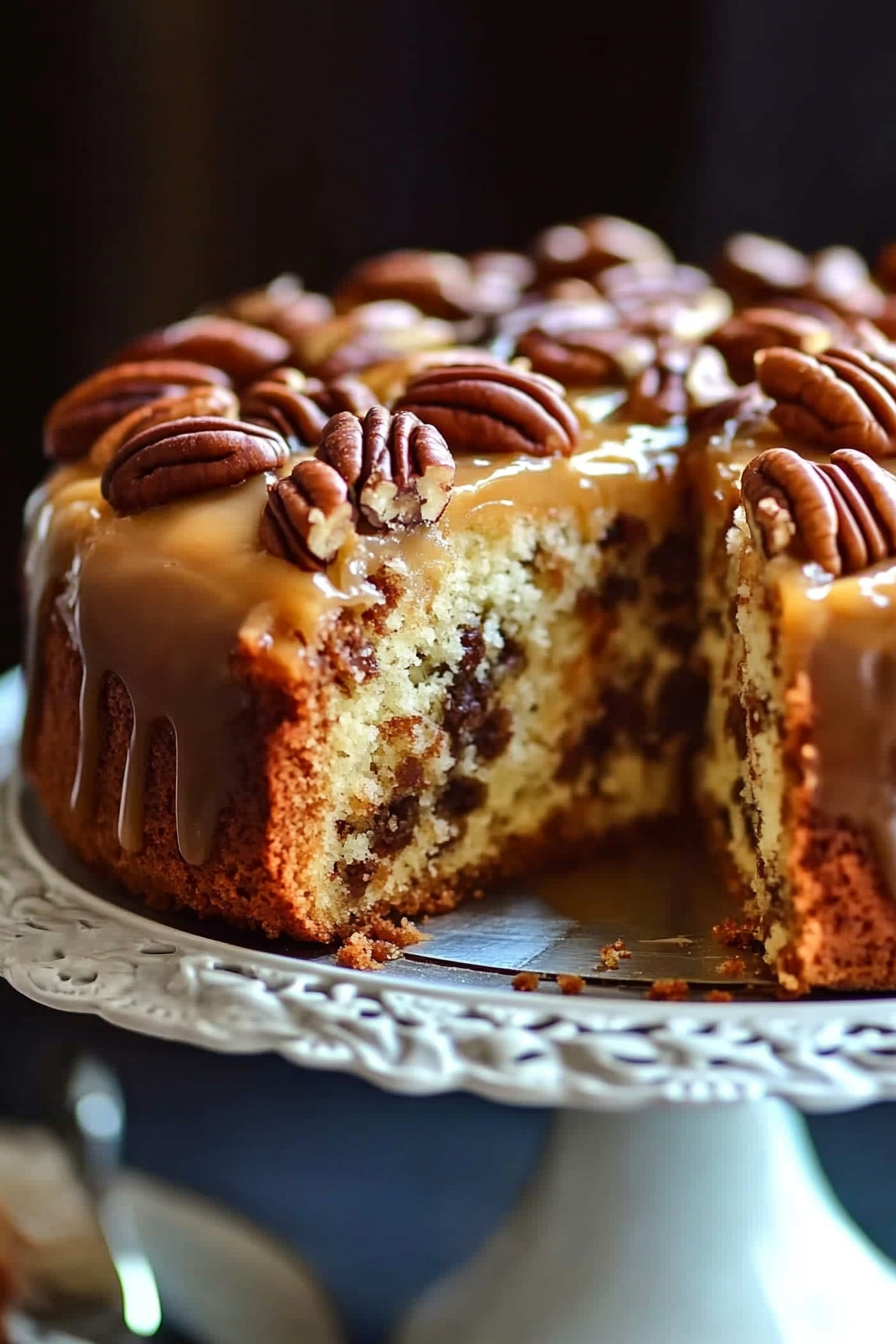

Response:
(30, 220), (896, 662)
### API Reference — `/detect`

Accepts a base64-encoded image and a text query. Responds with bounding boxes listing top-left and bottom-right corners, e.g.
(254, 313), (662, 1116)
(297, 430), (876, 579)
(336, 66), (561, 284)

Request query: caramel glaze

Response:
(702, 424), (896, 903)
(23, 411), (686, 866)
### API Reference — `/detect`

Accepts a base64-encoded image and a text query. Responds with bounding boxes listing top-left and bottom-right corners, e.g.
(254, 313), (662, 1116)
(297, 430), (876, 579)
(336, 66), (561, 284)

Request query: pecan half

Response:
(875, 242), (896, 294)
(756, 346), (896, 457)
(806, 246), (886, 321)
(687, 383), (773, 438)
(877, 296), (896, 340)
(598, 261), (730, 340)
(241, 367), (378, 449)
(88, 384), (240, 469)
(514, 306), (655, 387)
(309, 374), (379, 418)
(742, 448), (839, 571)
(208, 273), (333, 337)
(713, 233), (812, 306)
(538, 277), (602, 303)
(623, 346), (691, 425)
(849, 320), (896, 371)
(494, 294), (616, 352)
(467, 250), (535, 315)
(318, 407), (455, 527)
(241, 369), (329, 449)
(101, 416), (290, 515)
(823, 449), (896, 570)
(111, 315), (291, 386)
(622, 344), (736, 427)
(43, 359), (231, 462)
(291, 300), (455, 379)
(334, 250), (477, 320)
(394, 363), (580, 457)
(709, 306), (834, 384)
(742, 446), (896, 576)
(362, 346), (509, 405)
(599, 260), (712, 304)
(260, 459), (357, 570)
(530, 215), (672, 282)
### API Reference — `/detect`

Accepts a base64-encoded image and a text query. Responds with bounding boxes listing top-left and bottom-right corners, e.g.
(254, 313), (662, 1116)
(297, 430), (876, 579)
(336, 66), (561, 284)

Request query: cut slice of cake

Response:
(25, 364), (701, 941)
(696, 347), (896, 990)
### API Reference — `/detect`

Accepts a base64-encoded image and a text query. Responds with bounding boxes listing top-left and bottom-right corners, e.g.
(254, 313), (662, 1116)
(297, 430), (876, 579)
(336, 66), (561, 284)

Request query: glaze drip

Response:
(794, 563), (896, 895)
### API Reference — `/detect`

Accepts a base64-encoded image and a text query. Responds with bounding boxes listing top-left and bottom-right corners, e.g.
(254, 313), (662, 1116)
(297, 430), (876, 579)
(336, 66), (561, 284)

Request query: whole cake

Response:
(23, 221), (896, 992)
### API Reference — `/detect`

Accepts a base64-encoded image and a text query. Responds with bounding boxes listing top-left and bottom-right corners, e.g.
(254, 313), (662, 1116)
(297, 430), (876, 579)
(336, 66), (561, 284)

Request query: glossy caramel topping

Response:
(787, 564), (896, 900)
(25, 418), (685, 865)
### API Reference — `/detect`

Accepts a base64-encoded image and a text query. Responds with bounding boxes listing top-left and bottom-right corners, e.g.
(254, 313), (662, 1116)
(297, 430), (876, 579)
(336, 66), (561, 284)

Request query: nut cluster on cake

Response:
(44, 217), (896, 576)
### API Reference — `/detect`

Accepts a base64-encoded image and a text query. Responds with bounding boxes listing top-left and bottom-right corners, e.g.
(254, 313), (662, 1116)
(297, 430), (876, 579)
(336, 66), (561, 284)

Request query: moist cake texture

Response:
(22, 221), (896, 990)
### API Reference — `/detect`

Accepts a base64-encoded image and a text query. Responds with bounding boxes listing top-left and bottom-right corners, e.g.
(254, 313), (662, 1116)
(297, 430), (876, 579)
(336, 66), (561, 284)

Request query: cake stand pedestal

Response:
(395, 1101), (896, 1344)
(1, 674), (895, 1344)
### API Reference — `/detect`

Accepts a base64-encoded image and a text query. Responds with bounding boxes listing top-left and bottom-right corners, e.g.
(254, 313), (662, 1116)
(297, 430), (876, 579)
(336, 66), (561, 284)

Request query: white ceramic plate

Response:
(121, 1172), (344, 1344)
(5, 1171), (344, 1344)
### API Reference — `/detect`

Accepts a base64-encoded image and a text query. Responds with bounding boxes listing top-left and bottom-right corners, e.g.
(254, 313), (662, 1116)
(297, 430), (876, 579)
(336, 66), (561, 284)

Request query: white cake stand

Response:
(1, 672), (895, 1344)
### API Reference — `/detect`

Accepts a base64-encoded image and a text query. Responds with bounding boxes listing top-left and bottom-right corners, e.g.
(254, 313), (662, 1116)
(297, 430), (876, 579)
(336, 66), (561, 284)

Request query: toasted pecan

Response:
(394, 363), (580, 457)
(741, 446), (896, 576)
(713, 232), (812, 305)
(111, 315), (291, 385)
(756, 346), (896, 457)
(318, 406), (455, 528)
(242, 368), (380, 450)
(101, 416), (289, 515)
(43, 359), (231, 462)
(207, 273), (333, 338)
(514, 306), (655, 387)
(291, 300), (456, 379)
(709, 306), (834, 384)
(260, 458), (357, 570)
(89, 384), (240, 469)
(875, 242), (896, 294)
(530, 215), (672, 282)
(334, 249), (477, 320)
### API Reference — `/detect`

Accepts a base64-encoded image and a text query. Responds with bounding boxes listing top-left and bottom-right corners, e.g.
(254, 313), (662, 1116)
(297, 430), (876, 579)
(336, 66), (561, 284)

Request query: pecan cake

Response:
(22, 221), (896, 992)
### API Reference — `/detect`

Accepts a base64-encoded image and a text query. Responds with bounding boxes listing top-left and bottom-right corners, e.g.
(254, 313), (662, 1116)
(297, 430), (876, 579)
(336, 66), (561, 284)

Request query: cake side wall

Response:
(702, 507), (896, 991)
(25, 607), (341, 941)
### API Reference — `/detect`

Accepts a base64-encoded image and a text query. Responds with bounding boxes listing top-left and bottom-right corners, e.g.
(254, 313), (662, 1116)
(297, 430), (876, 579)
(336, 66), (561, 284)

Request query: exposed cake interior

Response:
(315, 436), (700, 928)
(26, 417), (705, 937)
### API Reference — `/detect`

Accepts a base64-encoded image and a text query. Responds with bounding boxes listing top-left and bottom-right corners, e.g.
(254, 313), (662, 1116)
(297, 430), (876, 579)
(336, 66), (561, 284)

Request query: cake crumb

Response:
(335, 931), (400, 970)
(712, 917), (759, 950)
(598, 938), (632, 969)
(705, 989), (733, 1003)
(647, 978), (690, 1001)
(367, 915), (428, 948)
(557, 973), (586, 996)
(717, 955), (746, 977)
(512, 971), (541, 992)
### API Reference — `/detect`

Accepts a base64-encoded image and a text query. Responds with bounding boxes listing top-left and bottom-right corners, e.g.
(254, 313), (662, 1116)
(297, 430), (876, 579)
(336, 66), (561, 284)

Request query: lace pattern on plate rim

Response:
(1, 777), (895, 1113)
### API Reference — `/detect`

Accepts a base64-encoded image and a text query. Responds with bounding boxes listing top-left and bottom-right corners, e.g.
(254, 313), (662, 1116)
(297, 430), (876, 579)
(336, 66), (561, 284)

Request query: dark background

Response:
(5, 0), (895, 670)
(2, 3), (895, 1340)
